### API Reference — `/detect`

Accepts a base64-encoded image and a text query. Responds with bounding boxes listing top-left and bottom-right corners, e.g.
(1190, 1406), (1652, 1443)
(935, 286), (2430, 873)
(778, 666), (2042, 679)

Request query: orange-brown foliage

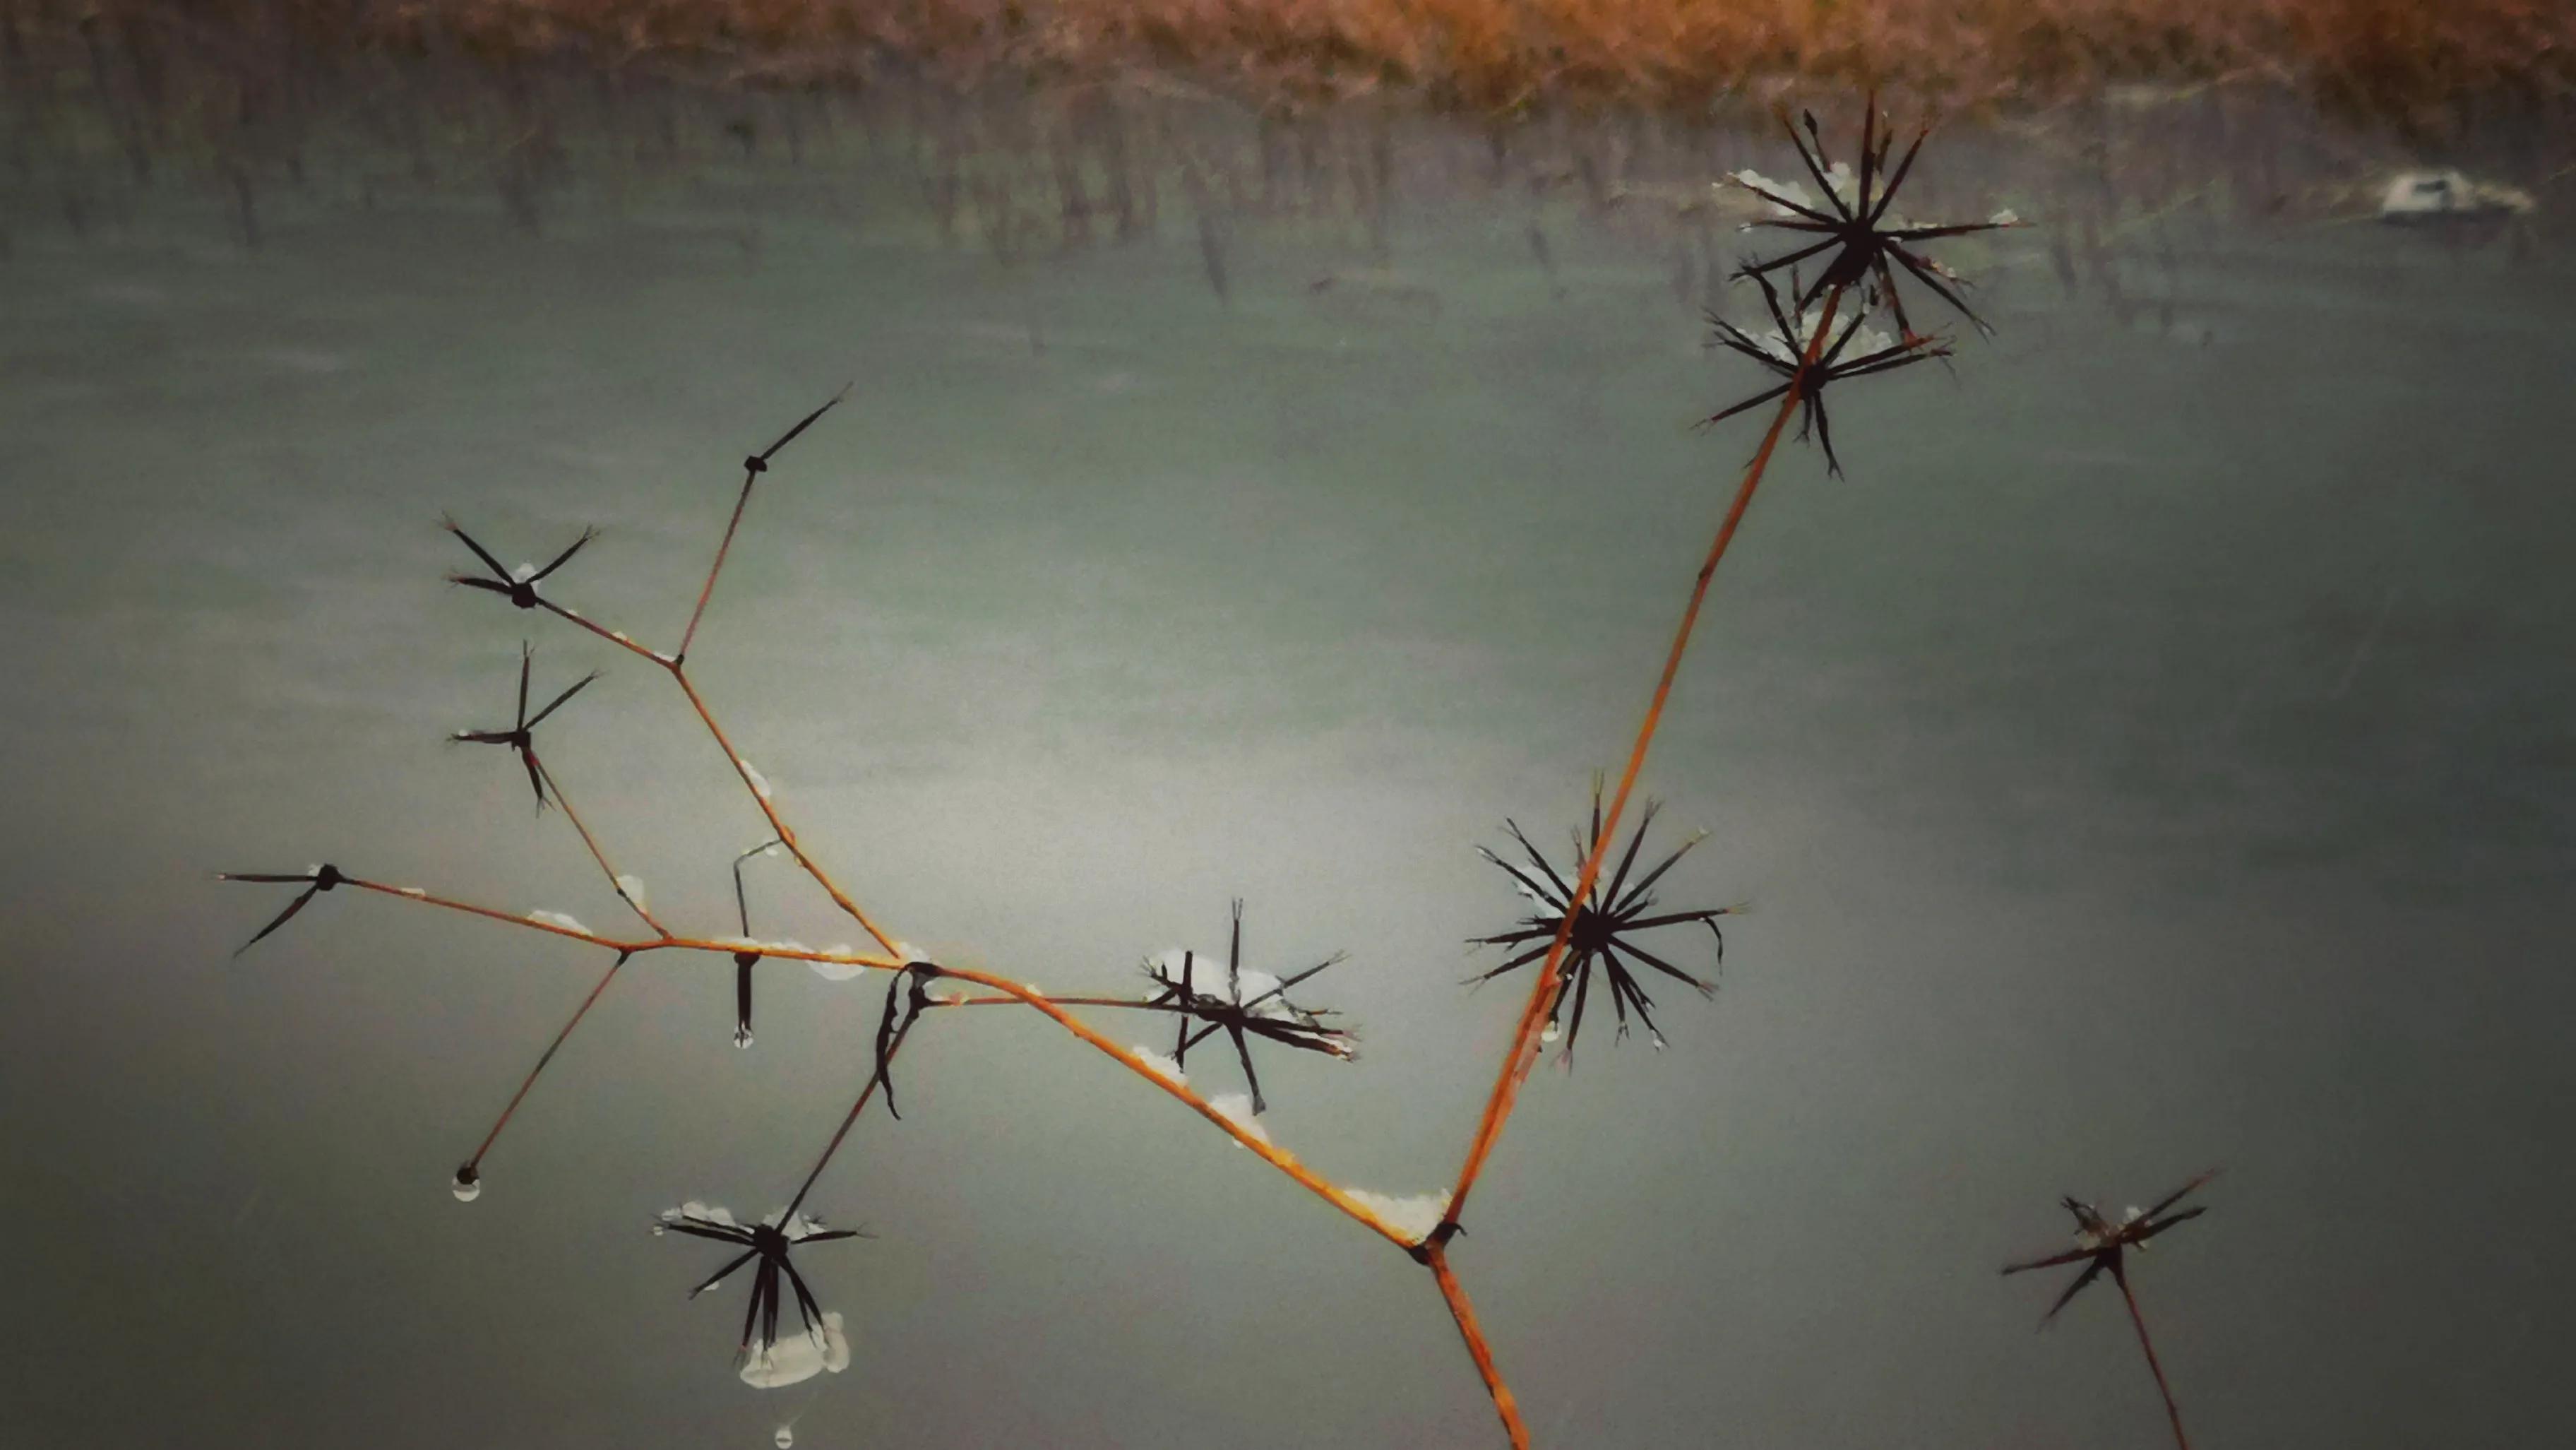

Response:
(20, 0), (2576, 123)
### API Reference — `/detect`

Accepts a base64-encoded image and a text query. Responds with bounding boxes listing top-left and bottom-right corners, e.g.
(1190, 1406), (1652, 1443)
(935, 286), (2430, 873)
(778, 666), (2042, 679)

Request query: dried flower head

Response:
(2002, 1170), (2215, 1450)
(2002, 1170), (2218, 1325)
(1140, 901), (1356, 1115)
(1704, 269), (1950, 477)
(448, 641), (598, 809)
(1728, 97), (2021, 340)
(1467, 785), (1739, 1056)
(216, 862), (347, 957)
(657, 1201), (867, 1369)
(443, 516), (597, 610)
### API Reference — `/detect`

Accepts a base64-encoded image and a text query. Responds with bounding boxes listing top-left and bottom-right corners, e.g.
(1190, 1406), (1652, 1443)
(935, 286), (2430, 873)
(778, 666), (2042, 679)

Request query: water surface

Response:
(3, 142), (2571, 1447)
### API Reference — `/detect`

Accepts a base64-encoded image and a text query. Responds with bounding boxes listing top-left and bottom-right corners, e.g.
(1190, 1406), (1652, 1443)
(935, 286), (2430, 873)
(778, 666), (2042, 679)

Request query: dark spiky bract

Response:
(1467, 785), (1737, 1057)
(869, 961), (943, 1119)
(1140, 901), (1356, 1115)
(1703, 269), (1951, 477)
(659, 1205), (866, 1360)
(449, 641), (599, 809)
(2000, 1170), (2219, 1326)
(217, 862), (347, 956)
(443, 516), (599, 610)
(1729, 96), (2021, 342)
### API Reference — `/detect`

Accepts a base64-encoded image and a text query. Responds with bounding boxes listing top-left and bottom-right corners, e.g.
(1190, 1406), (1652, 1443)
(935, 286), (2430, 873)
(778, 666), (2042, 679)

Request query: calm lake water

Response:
(3, 117), (2572, 1447)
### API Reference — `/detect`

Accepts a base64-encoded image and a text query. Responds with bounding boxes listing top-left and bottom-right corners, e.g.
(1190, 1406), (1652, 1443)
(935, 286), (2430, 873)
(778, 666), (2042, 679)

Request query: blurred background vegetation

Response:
(3, 0), (2570, 266)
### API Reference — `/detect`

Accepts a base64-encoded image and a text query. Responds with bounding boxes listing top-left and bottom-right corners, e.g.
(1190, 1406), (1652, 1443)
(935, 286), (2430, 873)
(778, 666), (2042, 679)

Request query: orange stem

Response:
(350, 876), (636, 947)
(678, 468), (758, 662)
(537, 596), (674, 667)
(339, 876), (1410, 1246)
(462, 949), (628, 1172)
(930, 992), (1187, 1010)
(1426, 1243), (1530, 1449)
(530, 754), (667, 937)
(671, 667), (904, 958)
(1443, 284), (1847, 1230)
(924, 965), (1418, 1249)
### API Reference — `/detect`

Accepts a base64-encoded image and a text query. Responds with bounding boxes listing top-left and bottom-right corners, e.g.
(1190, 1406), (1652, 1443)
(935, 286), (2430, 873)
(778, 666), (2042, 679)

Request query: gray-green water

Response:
(4, 150), (2572, 1448)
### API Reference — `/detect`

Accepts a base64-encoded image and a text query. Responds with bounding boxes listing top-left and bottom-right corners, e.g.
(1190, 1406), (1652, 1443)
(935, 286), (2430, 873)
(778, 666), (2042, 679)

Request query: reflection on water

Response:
(3, 81), (2572, 1450)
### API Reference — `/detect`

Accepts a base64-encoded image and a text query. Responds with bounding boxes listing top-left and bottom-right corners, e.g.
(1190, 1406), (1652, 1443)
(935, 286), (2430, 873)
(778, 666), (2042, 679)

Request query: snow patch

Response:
(1209, 1093), (1270, 1146)
(739, 1311), (850, 1389)
(1348, 1189), (1452, 1242)
(809, 944), (867, 982)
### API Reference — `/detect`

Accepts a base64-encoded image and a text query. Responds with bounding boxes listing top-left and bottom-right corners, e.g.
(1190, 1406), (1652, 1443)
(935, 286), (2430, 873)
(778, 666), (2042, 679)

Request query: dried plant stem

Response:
(680, 470), (761, 662)
(676, 384), (849, 660)
(931, 992), (1208, 1011)
(922, 963), (1419, 1249)
(1421, 284), (1849, 1445)
(672, 667), (904, 959)
(494, 594), (902, 957)
(1443, 281), (1849, 1230)
(537, 596), (672, 665)
(339, 876), (1417, 1248)
(349, 876), (631, 944)
(1426, 1242), (1529, 1450)
(462, 949), (629, 1175)
(782, 1008), (916, 1218)
(532, 754), (667, 936)
(2116, 1269), (2193, 1450)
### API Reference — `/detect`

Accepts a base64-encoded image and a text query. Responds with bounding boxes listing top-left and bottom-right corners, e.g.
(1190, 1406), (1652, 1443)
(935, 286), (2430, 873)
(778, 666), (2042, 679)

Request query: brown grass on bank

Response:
(9, 0), (2575, 129)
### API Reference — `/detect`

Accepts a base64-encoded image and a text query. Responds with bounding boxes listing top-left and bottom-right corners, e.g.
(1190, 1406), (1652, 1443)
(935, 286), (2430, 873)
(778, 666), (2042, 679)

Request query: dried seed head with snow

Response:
(1139, 901), (1358, 1116)
(1705, 268), (1950, 477)
(1727, 97), (2020, 340)
(657, 1201), (869, 1374)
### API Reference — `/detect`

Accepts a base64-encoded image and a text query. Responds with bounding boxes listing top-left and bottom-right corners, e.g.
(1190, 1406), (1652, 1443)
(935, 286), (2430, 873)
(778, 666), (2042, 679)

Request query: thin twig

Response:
(677, 383), (850, 662)
(2116, 1268), (2193, 1450)
(348, 876), (641, 949)
(782, 1004), (918, 1219)
(1426, 1243), (1530, 1449)
(915, 964), (1417, 1250)
(537, 595), (678, 669)
(1443, 282), (1849, 1232)
(532, 755), (668, 937)
(930, 992), (1183, 1010)
(328, 876), (1408, 1247)
(679, 468), (761, 663)
(672, 668), (905, 959)
(460, 949), (631, 1177)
